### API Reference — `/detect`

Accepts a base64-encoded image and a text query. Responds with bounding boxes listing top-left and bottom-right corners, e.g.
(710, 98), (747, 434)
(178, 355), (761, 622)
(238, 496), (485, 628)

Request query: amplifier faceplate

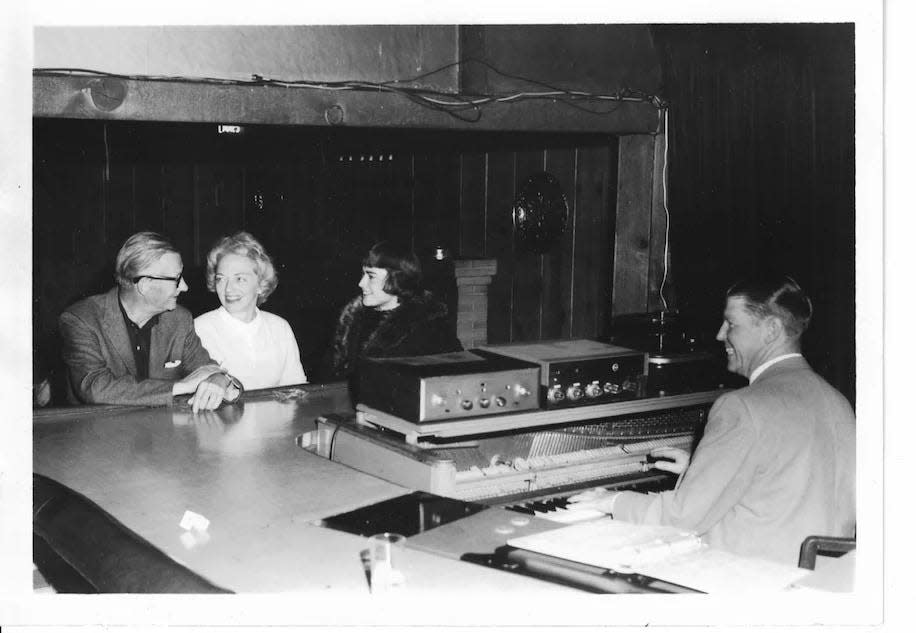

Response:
(358, 351), (540, 423)
(476, 340), (648, 409)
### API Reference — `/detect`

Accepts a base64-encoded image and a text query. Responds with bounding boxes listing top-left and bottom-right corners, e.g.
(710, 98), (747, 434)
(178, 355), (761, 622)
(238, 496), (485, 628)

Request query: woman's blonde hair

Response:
(206, 232), (278, 305)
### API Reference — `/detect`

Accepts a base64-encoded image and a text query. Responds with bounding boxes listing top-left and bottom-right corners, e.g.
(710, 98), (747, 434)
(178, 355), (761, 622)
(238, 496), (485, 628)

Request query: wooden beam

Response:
(33, 75), (661, 135)
(612, 133), (667, 316)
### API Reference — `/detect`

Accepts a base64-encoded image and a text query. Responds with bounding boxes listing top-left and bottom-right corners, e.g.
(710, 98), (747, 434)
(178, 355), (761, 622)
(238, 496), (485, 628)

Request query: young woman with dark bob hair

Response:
(328, 241), (462, 398)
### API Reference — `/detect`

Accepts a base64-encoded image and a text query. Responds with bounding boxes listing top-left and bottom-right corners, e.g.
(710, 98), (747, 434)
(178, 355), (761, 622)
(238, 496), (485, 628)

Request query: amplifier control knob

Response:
(604, 382), (621, 394)
(514, 385), (532, 398)
(585, 382), (603, 398)
(460, 399), (474, 411)
(431, 394), (446, 407)
(478, 397), (491, 408)
(547, 385), (566, 403)
(566, 384), (584, 401)
(622, 380), (638, 392)
(494, 396), (507, 407)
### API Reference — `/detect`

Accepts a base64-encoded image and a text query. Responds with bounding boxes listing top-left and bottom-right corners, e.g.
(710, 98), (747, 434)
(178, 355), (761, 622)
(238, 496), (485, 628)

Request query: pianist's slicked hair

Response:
(205, 231), (278, 305)
(726, 274), (813, 339)
(363, 241), (422, 299)
(114, 231), (180, 289)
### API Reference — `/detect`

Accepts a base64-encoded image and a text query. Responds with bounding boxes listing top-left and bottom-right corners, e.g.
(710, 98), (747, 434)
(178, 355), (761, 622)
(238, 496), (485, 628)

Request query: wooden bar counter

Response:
(32, 383), (567, 595)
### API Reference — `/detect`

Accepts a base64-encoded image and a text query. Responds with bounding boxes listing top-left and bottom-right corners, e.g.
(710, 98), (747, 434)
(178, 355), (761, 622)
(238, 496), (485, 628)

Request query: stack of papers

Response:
(507, 518), (810, 593)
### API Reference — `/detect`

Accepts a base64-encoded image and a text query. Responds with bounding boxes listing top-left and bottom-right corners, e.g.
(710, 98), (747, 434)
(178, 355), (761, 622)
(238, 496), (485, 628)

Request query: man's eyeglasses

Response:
(133, 273), (184, 288)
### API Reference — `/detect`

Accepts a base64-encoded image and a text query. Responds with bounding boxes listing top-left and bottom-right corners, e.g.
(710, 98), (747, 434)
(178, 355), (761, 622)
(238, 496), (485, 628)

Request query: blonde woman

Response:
(195, 232), (306, 390)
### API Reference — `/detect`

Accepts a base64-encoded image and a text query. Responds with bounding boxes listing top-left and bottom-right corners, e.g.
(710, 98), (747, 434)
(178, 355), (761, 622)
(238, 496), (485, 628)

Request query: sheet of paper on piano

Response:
(507, 518), (811, 593)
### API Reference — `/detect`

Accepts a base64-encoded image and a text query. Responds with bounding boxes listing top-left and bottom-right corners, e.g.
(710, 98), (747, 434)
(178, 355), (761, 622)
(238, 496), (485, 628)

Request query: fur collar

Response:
(330, 291), (450, 376)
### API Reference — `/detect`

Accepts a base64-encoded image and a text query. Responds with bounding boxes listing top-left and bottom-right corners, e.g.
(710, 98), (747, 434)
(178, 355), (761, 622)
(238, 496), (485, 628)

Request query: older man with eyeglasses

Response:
(59, 231), (241, 412)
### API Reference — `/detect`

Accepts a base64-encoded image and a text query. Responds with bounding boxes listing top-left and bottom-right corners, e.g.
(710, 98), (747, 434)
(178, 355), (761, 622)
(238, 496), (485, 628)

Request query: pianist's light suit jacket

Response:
(60, 287), (216, 407)
(612, 356), (856, 566)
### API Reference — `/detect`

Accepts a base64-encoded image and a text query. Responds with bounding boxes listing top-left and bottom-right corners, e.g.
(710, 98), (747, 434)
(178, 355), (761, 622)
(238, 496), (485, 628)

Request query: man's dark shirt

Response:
(118, 297), (160, 380)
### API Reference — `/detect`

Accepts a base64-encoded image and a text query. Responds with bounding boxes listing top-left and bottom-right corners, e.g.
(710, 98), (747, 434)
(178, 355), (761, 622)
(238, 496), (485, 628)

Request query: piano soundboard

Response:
(299, 392), (720, 510)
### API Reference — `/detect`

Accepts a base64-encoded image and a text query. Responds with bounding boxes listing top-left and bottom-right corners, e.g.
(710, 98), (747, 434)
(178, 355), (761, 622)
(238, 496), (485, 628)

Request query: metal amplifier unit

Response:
(475, 339), (648, 409)
(646, 349), (736, 397)
(357, 350), (540, 423)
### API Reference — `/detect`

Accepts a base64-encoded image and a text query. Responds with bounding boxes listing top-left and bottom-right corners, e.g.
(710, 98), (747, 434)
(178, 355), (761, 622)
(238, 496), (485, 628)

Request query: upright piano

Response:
(297, 343), (729, 591)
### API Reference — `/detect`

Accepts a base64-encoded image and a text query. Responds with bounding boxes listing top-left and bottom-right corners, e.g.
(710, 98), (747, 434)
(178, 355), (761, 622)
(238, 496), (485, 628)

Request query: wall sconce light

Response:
(84, 78), (127, 112)
(512, 172), (569, 254)
(324, 105), (345, 125)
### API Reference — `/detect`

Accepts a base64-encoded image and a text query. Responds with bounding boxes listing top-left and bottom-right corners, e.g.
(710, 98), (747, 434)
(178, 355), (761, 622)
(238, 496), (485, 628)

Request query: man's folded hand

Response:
(187, 373), (231, 413)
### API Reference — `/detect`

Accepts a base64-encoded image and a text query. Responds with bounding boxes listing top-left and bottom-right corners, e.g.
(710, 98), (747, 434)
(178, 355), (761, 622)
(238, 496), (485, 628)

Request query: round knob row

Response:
(458, 396), (507, 410)
(546, 379), (639, 403)
(456, 396), (507, 410)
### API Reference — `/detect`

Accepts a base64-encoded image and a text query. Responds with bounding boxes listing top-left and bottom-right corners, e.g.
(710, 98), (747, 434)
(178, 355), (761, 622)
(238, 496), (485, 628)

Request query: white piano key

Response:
(534, 506), (608, 524)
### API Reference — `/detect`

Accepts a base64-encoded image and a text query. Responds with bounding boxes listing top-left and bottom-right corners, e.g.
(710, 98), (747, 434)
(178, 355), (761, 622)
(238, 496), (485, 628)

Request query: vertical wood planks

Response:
(541, 148), (577, 340)
(437, 153), (462, 259)
(612, 134), (656, 316)
(511, 150), (546, 342)
(458, 151), (487, 259)
(483, 151), (516, 344)
(103, 125), (137, 254)
(412, 151), (460, 256)
(159, 163), (195, 262)
(197, 163), (244, 262)
(572, 143), (615, 338)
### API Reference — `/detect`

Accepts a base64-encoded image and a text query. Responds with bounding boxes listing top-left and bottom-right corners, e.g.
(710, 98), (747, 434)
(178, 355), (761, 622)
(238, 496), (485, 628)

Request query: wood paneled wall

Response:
(457, 139), (619, 344)
(650, 24), (856, 403)
(33, 120), (621, 400)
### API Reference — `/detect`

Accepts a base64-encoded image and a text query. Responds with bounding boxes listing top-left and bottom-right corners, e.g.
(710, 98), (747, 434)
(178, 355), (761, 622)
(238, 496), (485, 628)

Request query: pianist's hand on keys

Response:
(565, 487), (619, 515)
(644, 447), (691, 475)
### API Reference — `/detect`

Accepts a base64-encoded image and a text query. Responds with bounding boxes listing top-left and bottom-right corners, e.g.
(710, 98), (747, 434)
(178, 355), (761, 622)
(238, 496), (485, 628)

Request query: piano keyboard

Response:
(454, 436), (691, 502)
(506, 497), (607, 523)
(503, 469), (678, 523)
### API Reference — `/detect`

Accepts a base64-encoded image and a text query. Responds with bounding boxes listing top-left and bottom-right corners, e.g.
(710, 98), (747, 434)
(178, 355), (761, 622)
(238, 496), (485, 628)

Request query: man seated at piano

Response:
(568, 274), (855, 566)
(327, 241), (463, 403)
(59, 231), (242, 412)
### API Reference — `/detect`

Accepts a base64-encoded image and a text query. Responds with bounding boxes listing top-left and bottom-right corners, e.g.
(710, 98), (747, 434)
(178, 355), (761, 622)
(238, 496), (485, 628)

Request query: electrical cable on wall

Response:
(34, 58), (667, 124)
(658, 107), (671, 313)
(102, 122), (110, 183)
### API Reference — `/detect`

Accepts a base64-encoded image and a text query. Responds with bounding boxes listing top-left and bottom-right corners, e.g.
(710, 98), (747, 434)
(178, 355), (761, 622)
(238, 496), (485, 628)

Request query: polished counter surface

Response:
(33, 383), (566, 594)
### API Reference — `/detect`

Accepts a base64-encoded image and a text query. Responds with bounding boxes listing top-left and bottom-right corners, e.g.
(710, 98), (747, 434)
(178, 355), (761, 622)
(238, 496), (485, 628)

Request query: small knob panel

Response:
(546, 385), (566, 403)
(565, 384), (584, 401)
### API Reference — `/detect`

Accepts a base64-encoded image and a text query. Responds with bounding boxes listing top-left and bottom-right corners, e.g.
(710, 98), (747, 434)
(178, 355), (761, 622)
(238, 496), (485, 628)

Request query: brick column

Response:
(453, 259), (498, 349)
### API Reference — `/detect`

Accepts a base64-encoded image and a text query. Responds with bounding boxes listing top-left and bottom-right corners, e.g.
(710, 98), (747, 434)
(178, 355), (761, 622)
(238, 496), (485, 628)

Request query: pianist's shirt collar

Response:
(749, 353), (802, 384)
